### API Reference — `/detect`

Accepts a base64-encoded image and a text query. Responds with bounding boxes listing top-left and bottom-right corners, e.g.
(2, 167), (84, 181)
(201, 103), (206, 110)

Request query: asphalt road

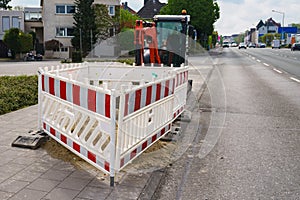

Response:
(154, 48), (300, 199)
(237, 47), (300, 81)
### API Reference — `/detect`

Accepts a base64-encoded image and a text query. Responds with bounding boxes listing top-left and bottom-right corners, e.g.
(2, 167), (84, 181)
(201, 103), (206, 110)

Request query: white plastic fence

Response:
(38, 62), (188, 184)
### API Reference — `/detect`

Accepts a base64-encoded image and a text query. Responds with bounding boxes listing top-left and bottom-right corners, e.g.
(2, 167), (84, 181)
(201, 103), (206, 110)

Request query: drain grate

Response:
(12, 130), (49, 150)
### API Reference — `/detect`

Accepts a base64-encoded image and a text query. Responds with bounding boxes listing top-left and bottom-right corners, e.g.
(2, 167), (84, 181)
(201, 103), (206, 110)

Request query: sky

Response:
(9, 0), (300, 36)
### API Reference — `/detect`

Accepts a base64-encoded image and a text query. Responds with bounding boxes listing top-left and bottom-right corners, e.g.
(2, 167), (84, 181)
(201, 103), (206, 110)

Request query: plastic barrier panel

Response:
(38, 62), (188, 184)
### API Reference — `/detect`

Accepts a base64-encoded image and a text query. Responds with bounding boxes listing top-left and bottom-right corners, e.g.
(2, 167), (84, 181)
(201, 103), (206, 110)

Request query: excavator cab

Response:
(134, 13), (193, 67)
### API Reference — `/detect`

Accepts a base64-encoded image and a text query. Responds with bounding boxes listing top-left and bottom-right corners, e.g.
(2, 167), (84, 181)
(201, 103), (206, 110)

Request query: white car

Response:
(238, 43), (247, 49)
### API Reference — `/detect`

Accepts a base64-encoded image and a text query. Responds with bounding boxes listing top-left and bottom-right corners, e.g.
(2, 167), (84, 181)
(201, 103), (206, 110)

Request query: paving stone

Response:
(0, 163), (26, 177)
(26, 178), (60, 192)
(44, 187), (80, 200)
(25, 162), (53, 173)
(88, 177), (110, 188)
(40, 169), (72, 181)
(120, 173), (150, 188)
(8, 188), (47, 200)
(0, 179), (29, 193)
(69, 169), (96, 180)
(51, 161), (76, 172)
(58, 176), (91, 191)
(0, 190), (14, 200)
(11, 170), (43, 182)
(11, 156), (37, 166)
(107, 185), (141, 200)
(77, 186), (112, 199)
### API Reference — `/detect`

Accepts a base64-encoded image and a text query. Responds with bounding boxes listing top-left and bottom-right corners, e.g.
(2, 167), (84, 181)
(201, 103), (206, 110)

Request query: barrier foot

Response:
(110, 176), (114, 187)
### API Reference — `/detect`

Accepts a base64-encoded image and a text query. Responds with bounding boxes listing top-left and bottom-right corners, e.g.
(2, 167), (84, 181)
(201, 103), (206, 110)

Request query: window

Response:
(12, 16), (20, 28)
(56, 27), (74, 37)
(25, 12), (42, 21)
(108, 5), (115, 16)
(56, 5), (75, 14)
(2, 16), (10, 31)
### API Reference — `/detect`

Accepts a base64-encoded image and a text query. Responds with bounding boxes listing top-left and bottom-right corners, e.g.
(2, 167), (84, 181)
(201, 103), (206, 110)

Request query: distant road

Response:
(0, 60), (61, 76)
(231, 47), (300, 80)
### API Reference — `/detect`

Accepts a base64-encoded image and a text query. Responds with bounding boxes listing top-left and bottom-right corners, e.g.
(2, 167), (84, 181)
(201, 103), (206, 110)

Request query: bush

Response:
(0, 75), (38, 115)
(72, 51), (82, 63)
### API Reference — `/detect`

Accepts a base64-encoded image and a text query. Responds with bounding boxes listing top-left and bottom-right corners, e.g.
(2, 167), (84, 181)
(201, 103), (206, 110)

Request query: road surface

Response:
(154, 48), (300, 199)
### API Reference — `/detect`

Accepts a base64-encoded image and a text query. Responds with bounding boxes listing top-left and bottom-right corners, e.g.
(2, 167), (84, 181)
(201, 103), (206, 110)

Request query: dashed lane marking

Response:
(290, 77), (300, 83)
(273, 68), (283, 74)
(263, 63), (270, 67)
(257, 59), (261, 62)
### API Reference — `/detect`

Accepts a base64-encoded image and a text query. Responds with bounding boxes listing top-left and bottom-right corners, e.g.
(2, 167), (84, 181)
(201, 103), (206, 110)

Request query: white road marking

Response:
(273, 68), (282, 74)
(257, 59), (261, 62)
(252, 57), (256, 60)
(290, 77), (300, 83)
(263, 63), (270, 67)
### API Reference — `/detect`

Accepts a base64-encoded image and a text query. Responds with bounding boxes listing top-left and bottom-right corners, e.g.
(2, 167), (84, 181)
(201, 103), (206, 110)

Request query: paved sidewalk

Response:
(0, 53), (216, 200)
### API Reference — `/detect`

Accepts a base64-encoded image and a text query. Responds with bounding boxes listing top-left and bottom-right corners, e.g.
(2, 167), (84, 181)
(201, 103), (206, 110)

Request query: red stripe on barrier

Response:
(156, 83), (161, 101)
(152, 134), (157, 142)
(61, 134), (67, 144)
(142, 141), (148, 150)
(124, 94), (129, 116)
(73, 85), (80, 106)
(134, 89), (141, 111)
(88, 89), (96, 112)
(49, 77), (55, 95)
(43, 122), (46, 130)
(88, 151), (96, 163)
(146, 86), (152, 106)
(73, 142), (80, 153)
(130, 149), (137, 160)
(164, 80), (169, 97)
(120, 158), (125, 168)
(172, 78), (175, 93)
(105, 161), (110, 172)
(105, 94), (110, 118)
(176, 74), (179, 87)
(50, 127), (55, 136)
(160, 128), (165, 136)
(60, 81), (66, 100)
(42, 75), (45, 91)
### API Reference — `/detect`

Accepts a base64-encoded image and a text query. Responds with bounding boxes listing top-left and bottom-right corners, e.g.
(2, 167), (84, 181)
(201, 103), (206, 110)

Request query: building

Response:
(256, 18), (280, 37)
(41, 0), (120, 58)
(137, 0), (166, 19)
(24, 7), (43, 54)
(0, 10), (24, 57)
(121, 2), (136, 14)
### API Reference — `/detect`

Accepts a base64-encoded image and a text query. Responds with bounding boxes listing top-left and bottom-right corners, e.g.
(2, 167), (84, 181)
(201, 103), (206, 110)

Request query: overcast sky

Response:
(10, 0), (300, 36)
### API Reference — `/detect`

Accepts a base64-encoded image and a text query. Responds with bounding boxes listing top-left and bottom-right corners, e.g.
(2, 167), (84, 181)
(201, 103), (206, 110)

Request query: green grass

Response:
(0, 75), (38, 115)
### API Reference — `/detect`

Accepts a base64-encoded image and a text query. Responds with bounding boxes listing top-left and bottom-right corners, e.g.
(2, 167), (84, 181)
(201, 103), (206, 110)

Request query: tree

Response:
(120, 9), (140, 30)
(3, 28), (33, 59)
(160, 0), (220, 46)
(71, 0), (98, 57)
(0, 0), (12, 10)
(94, 4), (114, 42)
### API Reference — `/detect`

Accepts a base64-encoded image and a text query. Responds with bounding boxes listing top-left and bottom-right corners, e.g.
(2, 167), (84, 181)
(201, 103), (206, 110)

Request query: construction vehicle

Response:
(134, 10), (195, 67)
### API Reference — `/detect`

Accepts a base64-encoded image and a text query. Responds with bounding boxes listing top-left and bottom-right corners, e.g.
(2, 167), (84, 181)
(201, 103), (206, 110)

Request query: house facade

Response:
(0, 10), (25, 57)
(41, 0), (120, 58)
(256, 18), (280, 37)
(137, 0), (166, 19)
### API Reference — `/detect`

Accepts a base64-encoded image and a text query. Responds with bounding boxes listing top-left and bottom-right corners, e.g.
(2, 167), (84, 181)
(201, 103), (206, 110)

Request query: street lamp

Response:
(272, 9), (285, 43)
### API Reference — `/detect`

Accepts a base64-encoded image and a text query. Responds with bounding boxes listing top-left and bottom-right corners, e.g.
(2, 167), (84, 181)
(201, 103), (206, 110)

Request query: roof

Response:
(121, 2), (136, 14)
(137, 0), (166, 19)
(265, 18), (281, 27)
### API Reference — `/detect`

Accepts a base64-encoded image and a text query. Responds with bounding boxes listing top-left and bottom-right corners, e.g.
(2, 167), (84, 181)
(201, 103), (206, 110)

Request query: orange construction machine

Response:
(134, 11), (195, 67)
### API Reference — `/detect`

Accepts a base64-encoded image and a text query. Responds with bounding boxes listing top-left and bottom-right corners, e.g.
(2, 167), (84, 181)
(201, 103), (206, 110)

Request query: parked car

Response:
(24, 52), (43, 61)
(248, 43), (256, 48)
(291, 43), (300, 51)
(223, 42), (230, 48)
(238, 42), (247, 49)
(258, 43), (266, 48)
(271, 40), (280, 49)
(231, 42), (238, 47)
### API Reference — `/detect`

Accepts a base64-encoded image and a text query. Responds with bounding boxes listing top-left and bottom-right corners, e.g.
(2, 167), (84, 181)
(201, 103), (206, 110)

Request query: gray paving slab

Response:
(26, 178), (60, 192)
(0, 179), (30, 193)
(43, 187), (80, 200)
(40, 169), (72, 181)
(76, 186), (112, 199)
(8, 188), (47, 200)
(57, 176), (91, 191)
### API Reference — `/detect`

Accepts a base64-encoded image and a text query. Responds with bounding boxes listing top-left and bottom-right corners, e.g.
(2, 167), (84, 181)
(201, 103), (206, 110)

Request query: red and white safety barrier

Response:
(38, 62), (188, 185)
